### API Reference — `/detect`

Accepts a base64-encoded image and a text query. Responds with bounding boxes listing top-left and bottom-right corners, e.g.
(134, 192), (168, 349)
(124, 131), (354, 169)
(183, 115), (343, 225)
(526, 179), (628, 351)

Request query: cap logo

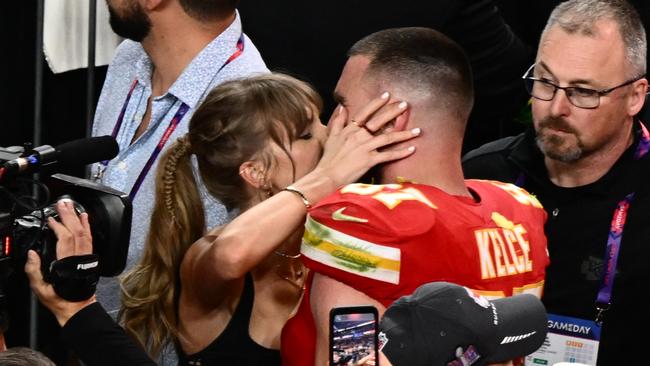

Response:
(378, 331), (388, 351)
(447, 345), (481, 366)
(500, 331), (537, 344)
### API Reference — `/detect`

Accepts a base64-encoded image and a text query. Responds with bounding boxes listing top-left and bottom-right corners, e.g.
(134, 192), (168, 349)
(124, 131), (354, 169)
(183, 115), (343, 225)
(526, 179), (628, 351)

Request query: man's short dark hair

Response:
(179, 0), (240, 21)
(349, 27), (474, 121)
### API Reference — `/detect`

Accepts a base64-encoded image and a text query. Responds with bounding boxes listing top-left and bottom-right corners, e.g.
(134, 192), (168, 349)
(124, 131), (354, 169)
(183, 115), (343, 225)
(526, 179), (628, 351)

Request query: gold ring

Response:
(351, 119), (360, 127)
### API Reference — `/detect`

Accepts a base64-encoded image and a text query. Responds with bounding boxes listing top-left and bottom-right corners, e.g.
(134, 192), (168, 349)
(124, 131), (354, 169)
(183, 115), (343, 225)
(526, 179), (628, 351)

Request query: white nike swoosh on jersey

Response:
(331, 207), (368, 223)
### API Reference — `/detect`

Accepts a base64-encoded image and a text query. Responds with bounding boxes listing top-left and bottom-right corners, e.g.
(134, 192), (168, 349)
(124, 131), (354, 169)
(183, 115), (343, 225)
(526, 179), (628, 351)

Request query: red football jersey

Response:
(282, 181), (549, 366)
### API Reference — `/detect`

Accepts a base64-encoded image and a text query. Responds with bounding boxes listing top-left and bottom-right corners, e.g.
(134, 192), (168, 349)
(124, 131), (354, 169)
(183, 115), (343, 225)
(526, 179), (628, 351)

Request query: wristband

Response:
(48, 254), (100, 302)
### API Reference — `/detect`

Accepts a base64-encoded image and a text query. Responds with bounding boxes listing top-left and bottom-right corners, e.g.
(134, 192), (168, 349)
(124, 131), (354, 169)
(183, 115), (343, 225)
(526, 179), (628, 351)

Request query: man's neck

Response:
(381, 143), (472, 198)
(545, 124), (635, 187)
(141, 12), (235, 96)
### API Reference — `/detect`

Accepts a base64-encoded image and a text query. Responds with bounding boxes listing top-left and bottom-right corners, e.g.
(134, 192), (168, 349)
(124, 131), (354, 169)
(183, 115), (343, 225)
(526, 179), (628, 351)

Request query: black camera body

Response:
(0, 143), (131, 306)
(4, 174), (132, 278)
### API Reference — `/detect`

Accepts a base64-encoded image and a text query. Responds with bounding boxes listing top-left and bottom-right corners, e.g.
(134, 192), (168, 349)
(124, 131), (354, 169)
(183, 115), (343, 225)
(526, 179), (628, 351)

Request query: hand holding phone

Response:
(329, 306), (379, 366)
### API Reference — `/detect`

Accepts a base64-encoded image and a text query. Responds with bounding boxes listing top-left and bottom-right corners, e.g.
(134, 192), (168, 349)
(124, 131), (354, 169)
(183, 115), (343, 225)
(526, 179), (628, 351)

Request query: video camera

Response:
(0, 136), (131, 330)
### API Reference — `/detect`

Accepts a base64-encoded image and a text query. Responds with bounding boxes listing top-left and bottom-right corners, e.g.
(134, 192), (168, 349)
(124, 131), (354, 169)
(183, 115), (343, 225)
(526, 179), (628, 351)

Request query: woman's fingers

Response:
(348, 92), (391, 127)
(318, 124), (420, 186)
(340, 123), (420, 156)
(313, 92), (420, 187)
(363, 101), (408, 133)
(358, 128), (420, 167)
(372, 144), (417, 165)
(327, 105), (348, 136)
(365, 127), (421, 152)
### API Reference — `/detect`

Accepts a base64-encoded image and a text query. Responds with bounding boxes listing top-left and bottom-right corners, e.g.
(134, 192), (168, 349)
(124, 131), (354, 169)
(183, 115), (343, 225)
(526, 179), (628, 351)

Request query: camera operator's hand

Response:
(24, 200), (96, 326)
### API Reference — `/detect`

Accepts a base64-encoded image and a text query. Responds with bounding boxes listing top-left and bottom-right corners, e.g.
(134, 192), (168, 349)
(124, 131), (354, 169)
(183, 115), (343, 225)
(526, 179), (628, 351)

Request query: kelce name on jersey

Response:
(475, 224), (532, 279)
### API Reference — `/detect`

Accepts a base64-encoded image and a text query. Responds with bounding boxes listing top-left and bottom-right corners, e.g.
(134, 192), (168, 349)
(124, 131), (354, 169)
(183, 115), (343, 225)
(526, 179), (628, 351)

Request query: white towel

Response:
(43, 0), (122, 74)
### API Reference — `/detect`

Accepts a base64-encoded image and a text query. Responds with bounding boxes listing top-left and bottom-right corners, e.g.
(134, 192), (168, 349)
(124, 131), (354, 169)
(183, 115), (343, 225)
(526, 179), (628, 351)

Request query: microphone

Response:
(0, 136), (119, 183)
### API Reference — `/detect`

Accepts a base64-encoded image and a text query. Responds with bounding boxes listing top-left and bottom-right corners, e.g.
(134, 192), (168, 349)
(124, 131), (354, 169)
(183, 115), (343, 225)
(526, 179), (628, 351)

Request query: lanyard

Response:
(96, 34), (245, 200)
(594, 121), (649, 324)
(128, 103), (189, 199)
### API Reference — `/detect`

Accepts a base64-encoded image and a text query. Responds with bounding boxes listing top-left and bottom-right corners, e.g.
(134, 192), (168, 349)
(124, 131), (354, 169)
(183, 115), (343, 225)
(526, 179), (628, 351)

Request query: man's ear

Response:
(628, 79), (649, 116)
(142, 0), (165, 11)
(238, 161), (266, 189)
(392, 108), (411, 132)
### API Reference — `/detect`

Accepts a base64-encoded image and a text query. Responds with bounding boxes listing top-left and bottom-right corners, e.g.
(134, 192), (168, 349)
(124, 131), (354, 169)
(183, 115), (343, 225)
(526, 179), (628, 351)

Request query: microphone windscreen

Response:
(55, 136), (119, 166)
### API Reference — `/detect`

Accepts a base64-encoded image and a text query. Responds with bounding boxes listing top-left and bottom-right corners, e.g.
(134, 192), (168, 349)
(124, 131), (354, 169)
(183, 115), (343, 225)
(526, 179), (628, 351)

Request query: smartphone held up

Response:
(330, 306), (379, 366)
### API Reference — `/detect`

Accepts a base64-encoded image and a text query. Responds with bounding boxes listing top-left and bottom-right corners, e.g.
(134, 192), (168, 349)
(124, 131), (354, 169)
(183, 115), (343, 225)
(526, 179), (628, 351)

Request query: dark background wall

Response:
(0, 2), (106, 151)
(2, 0), (648, 153)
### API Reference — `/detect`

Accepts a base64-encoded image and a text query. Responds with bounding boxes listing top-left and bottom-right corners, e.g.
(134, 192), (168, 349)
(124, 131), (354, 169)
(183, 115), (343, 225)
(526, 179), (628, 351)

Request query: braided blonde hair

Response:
(119, 73), (322, 357)
(120, 135), (204, 356)
(163, 135), (192, 224)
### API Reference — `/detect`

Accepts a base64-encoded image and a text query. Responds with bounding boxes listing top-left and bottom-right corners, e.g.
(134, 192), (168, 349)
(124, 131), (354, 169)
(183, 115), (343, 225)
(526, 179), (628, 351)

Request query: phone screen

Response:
(329, 306), (378, 366)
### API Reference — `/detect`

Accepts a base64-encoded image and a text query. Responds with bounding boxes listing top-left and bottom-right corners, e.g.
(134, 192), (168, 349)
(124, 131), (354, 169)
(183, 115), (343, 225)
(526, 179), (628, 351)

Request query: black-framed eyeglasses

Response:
(522, 64), (646, 109)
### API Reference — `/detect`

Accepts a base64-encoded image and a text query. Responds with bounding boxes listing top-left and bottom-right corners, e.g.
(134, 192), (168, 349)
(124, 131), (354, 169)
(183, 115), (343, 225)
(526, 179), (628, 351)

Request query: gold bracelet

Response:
(282, 186), (312, 209)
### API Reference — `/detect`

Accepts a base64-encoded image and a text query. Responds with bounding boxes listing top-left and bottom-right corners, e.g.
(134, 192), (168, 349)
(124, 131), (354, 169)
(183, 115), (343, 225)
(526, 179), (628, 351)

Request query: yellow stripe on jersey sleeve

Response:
(301, 216), (401, 284)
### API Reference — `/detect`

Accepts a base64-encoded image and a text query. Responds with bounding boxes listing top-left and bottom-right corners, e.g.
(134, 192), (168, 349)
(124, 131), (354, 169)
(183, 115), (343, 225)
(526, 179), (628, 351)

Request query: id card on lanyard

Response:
(525, 313), (601, 366)
(94, 34), (245, 200)
(524, 122), (650, 366)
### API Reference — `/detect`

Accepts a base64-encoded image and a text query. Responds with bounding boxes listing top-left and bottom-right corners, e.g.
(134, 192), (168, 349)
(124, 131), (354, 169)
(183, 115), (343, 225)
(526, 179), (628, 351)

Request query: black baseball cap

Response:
(379, 282), (548, 366)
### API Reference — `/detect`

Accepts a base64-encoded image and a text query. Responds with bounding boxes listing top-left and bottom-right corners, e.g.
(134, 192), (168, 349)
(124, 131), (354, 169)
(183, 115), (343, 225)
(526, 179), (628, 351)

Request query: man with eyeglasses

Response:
(463, 0), (648, 364)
